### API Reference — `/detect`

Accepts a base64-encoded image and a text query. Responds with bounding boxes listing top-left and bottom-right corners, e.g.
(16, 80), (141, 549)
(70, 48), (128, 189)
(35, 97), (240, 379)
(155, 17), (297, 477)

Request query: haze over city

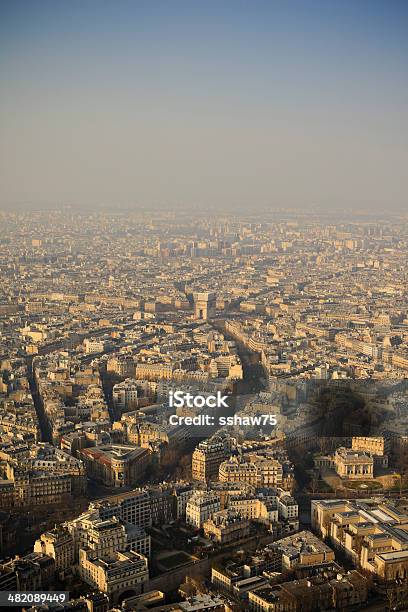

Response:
(2, 2), (408, 611)
(1, 0), (408, 212)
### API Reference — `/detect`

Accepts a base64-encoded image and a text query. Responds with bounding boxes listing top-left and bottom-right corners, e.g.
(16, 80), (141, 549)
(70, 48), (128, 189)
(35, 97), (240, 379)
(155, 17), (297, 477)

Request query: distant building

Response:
(193, 292), (216, 320)
(112, 379), (139, 413)
(83, 338), (108, 354)
(352, 436), (385, 456)
(352, 436), (388, 468)
(106, 356), (136, 377)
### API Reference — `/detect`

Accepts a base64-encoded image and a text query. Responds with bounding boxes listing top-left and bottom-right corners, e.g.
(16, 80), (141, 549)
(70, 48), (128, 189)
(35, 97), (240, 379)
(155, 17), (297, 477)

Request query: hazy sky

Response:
(1, 0), (407, 212)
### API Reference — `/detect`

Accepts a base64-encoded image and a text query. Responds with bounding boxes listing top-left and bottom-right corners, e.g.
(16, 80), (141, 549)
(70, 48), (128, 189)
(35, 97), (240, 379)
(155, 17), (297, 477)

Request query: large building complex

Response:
(312, 498), (408, 581)
(78, 444), (151, 488)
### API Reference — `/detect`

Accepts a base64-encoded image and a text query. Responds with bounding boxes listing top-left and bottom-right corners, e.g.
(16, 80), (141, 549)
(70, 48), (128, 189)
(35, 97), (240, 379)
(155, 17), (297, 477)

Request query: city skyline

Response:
(1, 210), (408, 607)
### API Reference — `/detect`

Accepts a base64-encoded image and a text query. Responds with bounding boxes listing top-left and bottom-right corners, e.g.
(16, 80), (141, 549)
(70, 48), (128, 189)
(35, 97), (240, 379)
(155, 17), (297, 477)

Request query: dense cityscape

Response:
(0, 209), (408, 610)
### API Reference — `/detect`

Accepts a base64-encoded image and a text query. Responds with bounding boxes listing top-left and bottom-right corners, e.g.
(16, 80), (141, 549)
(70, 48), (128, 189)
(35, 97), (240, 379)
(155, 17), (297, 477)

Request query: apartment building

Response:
(219, 456), (283, 487)
(192, 437), (233, 482)
(67, 512), (127, 561)
(83, 339), (108, 354)
(186, 491), (221, 528)
(34, 527), (74, 577)
(203, 510), (250, 544)
(268, 530), (335, 571)
(112, 379), (139, 413)
(78, 549), (148, 604)
(90, 490), (152, 528)
(248, 571), (368, 612)
(90, 483), (194, 528)
(107, 356), (136, 377)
